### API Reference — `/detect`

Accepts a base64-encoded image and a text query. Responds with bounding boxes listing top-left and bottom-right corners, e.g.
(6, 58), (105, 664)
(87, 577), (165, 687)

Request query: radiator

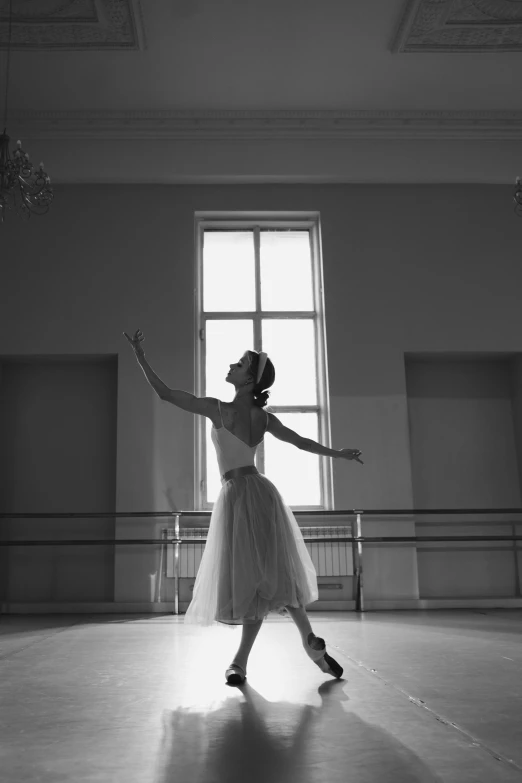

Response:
(166, 525), (354, 578)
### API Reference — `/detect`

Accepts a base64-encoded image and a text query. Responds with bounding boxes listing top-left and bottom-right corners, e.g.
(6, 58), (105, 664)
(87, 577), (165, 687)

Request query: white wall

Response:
(0, 357), (117, 602)
(406, 357), (521, 598)
(510, 356), (522, 595)
(406, 358), (521, 509)
(1, 183), (521, 607)
(17, 133), (522, 185)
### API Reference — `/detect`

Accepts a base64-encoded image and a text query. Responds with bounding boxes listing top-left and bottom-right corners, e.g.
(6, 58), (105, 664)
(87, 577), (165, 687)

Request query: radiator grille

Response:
(175, 525), (354, 577)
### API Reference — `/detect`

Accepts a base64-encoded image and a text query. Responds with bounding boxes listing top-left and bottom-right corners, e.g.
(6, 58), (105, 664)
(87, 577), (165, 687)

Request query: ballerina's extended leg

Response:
(285, 604), (344, 678)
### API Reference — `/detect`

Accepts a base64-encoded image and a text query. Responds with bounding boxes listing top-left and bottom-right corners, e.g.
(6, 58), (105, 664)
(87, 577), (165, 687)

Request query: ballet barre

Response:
(1, 508), (521, 613)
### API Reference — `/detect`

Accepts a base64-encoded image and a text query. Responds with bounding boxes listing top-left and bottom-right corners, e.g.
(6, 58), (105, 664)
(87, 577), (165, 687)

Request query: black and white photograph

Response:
(1, 1), (522, 782)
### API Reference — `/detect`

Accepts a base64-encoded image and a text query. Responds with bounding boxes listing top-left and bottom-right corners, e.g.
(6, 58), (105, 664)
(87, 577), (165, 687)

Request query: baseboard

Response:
(308, 600), (356, 611)
(362, 597), (522, 610)
(417, 597), (522, 610)
(2, 597), (520, 614)
(0, 600), (356, 615)
(0, 602), (176, 614)
(360, 599), (420, 611)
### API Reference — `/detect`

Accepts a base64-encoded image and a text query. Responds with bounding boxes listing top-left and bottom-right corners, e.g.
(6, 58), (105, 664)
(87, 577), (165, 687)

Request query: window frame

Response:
(194, 212), (334, 511)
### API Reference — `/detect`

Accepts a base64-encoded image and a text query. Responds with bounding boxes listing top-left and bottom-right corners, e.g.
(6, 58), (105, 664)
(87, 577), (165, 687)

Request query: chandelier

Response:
(0, 0), (53, 223)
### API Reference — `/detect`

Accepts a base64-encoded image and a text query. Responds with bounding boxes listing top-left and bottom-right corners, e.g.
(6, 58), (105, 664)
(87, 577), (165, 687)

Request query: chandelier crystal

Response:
(0, 132), (53, 222)
(0, 0), (53, 223)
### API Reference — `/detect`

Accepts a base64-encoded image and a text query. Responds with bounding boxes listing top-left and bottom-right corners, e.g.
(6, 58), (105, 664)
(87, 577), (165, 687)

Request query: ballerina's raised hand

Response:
(123, 329), (145, 359)
(339, 448), (364, 464)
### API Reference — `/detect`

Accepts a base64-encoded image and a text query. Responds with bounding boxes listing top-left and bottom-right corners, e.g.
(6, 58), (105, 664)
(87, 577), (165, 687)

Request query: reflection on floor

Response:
(0, 610), (521, 783)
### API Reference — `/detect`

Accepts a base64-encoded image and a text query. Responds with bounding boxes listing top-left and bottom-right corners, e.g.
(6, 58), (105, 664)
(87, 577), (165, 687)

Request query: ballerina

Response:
(124, 329), (364, 685)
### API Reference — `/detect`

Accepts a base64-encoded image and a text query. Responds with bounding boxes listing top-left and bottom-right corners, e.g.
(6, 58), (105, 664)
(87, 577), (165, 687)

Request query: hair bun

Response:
(253, 387), (270, 408)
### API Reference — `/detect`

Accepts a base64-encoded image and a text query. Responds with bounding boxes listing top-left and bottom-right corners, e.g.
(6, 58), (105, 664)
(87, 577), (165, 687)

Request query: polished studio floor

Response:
(0, 609), (521, 783)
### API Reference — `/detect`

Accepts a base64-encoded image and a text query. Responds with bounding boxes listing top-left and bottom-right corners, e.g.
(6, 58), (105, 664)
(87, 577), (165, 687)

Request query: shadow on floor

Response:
(155, 679), (443, 783)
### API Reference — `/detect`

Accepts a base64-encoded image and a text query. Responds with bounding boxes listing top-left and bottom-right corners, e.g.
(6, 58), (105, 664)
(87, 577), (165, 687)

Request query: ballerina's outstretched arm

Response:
(123, 329), (217, 417)
(267, 412), (363, 463)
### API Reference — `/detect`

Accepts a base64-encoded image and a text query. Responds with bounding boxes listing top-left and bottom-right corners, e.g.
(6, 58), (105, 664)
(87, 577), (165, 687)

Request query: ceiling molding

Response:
(0, 0), (145, 50)
(393, 0), (522, 53)
(6, 109), (522, 141)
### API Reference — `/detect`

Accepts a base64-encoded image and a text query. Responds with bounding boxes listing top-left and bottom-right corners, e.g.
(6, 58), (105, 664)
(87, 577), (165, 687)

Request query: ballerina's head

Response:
(226, 350), (275, 408)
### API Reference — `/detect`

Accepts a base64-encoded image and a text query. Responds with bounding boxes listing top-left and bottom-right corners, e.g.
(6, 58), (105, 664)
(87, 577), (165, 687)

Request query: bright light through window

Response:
(203, 232), (255, 312)
(196, 216), (331, 510)
(260, 231), (314, 311)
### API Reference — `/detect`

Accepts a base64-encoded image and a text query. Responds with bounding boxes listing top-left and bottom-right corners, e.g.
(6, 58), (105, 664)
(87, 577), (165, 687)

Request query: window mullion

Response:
(254, 226), (261, 349)
(253, 226), (265, 474)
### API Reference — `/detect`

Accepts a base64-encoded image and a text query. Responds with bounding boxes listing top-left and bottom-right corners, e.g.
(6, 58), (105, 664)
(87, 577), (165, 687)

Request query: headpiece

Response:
(255, 351), (268, 386)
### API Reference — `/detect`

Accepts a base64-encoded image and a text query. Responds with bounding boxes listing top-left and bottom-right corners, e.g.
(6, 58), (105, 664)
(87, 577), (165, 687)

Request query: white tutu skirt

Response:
(183, 471), (319, 627)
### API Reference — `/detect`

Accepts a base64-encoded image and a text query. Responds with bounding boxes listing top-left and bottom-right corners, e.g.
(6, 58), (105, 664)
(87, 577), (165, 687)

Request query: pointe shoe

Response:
(303, 632), (344, 679)
(225, 662), (247, 685)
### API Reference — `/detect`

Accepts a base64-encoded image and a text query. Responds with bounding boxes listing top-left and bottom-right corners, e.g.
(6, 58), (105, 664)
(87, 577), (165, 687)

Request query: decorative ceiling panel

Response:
(0, 0), (145, 50)
(394, 0), (522, 51)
